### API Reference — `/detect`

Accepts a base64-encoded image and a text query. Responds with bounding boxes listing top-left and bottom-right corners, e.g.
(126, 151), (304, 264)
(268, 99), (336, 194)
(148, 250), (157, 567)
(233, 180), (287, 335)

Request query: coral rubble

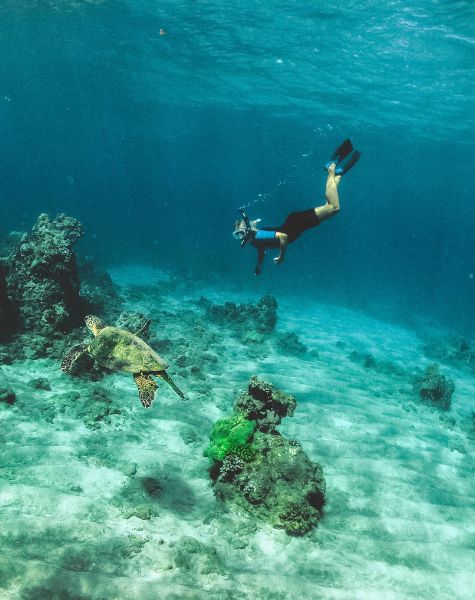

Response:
(205, 377), (325, 535)
(200, 295), (278, 337)
(198, 295), (307, 356)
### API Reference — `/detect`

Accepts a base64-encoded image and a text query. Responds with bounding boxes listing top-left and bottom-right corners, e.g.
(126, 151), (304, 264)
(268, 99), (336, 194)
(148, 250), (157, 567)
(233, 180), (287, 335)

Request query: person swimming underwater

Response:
(233, 139), (361, 275)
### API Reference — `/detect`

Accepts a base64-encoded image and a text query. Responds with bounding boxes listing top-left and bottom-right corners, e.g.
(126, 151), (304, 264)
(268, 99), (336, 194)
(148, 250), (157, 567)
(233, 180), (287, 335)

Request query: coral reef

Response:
(205, 377), (325, 536)
(204, 413), (257, 461)
(6, 213), (83, 334)
(413, 363), (455, 410)
(0, 262), (14, 338)
(234, 375), (296, 433)
(50, 385), (123, 429)
(0, 215), (123, 359)
(198, 294), (307, 360)
(200, 295), (278, 338)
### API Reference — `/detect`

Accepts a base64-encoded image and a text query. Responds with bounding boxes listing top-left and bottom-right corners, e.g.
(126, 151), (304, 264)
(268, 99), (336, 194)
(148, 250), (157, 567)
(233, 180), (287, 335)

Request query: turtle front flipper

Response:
(133, 373), (158, 408)
(158, 371), (186, 399)
(61, 344), (88, 374)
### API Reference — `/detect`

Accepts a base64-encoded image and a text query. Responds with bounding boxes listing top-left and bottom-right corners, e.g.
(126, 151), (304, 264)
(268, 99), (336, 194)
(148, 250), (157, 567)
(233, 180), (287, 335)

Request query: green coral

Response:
(204, 413), (256, 462)
(232, 444), (257, 462)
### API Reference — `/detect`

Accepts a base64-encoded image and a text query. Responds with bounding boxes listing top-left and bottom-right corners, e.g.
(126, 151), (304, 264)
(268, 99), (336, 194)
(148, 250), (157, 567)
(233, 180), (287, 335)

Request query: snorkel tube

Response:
(238, 208), (251, 230)
(237, 208), (252, 247)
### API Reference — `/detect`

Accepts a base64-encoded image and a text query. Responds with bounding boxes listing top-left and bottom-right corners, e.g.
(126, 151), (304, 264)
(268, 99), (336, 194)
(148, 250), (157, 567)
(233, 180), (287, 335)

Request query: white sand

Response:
(0, 265), (473, 600)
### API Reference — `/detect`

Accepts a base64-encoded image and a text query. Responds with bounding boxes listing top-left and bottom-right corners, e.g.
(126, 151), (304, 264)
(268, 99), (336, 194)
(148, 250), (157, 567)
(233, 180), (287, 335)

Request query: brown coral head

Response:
(85, 315), (105, 336)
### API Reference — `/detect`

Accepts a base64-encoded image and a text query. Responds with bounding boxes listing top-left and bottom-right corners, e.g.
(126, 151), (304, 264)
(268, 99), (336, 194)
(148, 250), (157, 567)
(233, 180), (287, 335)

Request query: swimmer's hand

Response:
(273, 256), (284, 265)
(255, 266), (262, 276)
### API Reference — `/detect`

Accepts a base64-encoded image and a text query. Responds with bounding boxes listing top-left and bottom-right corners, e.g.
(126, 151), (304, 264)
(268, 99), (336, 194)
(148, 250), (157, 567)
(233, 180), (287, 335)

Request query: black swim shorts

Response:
(272, 208), (320, 243)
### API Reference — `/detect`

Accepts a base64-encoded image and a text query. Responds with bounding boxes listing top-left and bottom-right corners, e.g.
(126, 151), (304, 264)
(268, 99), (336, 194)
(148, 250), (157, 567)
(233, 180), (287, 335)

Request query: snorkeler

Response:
(233, 139), (361, 275)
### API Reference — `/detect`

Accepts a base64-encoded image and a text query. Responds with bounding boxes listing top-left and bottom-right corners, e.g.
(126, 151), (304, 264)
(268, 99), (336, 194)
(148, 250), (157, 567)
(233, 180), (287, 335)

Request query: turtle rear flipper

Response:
(61, 345), (88, 374)
(134, 373), (158, 408)
(158, 371), (186, 399)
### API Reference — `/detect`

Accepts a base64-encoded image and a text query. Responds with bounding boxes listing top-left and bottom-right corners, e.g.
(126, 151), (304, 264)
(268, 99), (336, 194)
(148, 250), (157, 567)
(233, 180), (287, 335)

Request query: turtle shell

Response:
(89, 326), (168, 373)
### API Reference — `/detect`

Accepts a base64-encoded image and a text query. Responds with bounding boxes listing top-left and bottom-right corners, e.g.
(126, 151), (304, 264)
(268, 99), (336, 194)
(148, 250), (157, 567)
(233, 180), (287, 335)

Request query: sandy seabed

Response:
(0, 266), (474, 600)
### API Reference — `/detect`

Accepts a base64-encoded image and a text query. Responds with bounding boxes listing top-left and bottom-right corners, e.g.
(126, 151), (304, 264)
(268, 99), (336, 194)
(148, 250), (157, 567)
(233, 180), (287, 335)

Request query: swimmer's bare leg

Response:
(314, 163), (342, 222)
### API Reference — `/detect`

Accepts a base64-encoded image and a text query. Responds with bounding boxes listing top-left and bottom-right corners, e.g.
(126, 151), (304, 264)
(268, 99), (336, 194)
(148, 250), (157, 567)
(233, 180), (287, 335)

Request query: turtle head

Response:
(85, 315), (105, 336)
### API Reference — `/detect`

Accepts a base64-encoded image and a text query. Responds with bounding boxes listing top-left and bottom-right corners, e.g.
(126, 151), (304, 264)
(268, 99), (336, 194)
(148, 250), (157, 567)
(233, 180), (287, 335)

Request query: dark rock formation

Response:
(0, 261), (14, 338)
(205, 377), (325, 536)
(0, 386), (16, 405)
(0, 215), (123, 359)
(234, 375), (296, 433)
(6, 213), (83, 335)
(275, 331), (307, 355)
(413, 363), (455, 410)
(0, 233), (22, 338)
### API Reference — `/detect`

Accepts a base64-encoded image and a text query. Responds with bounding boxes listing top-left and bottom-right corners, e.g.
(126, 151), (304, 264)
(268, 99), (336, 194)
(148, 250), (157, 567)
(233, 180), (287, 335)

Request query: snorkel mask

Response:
(233, 209), (261, 247)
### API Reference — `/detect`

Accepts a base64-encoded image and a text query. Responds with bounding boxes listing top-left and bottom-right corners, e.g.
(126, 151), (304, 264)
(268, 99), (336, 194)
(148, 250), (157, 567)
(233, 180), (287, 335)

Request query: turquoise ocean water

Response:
(1, 3), (475, 599)
(0, 0), (474, 332)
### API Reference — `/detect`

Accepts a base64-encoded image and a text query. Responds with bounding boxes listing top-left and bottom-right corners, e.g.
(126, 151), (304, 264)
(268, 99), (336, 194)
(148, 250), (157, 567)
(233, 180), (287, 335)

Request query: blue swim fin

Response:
(324, 139), (353, 171)
(335, 150), (361, 176)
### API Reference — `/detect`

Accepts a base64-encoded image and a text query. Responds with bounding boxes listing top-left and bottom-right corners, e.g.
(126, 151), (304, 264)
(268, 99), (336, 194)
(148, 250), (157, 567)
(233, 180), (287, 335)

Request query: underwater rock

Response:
(5, 213), (83, 335)
(205, 377), (325, 536)
(349, 350), (406, 377)
(275, 331), (307, 354)
(28, 377), (51, 391)
(0, 386), (16, 405)
(423, 336), (475, 373)
(0, 349), (14, 365)
(413, 363), (455, 410)
(234, 375), (296, 433)
(53, 385), (122, 429)
(0, 258), (16, 338)
(200, 295), (278, 336)
(170, 536), (225, 575)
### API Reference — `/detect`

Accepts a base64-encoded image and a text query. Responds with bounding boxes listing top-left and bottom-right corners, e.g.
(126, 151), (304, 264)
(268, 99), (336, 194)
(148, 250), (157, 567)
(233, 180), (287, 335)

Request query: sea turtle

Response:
(61, 315), (185, 408)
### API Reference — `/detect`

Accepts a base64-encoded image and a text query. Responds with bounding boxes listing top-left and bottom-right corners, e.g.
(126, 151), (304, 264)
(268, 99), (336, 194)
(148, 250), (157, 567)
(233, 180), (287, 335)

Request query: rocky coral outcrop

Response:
(413, 363), (455, 410)
(0, 232), (23, 338)
(234, 375), (296, 433)
(200, 295), (278, 339)
(0, 386), (16, 405)
(6, 213), (83, 335)
(205, 377), (325, 536)
(0, 215), (123, 359)
(198, 294), (307, 358)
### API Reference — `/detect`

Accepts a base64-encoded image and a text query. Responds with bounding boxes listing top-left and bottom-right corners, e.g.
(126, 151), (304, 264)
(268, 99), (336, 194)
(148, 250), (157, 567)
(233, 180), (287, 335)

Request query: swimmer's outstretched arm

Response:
(255, 248), (265, 275)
